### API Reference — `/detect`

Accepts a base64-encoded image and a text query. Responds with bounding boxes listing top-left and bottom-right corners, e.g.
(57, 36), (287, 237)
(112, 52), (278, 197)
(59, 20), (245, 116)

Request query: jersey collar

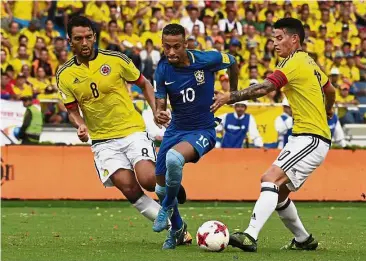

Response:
(187, 50), (195, 64)
(74, 49), (99, 66)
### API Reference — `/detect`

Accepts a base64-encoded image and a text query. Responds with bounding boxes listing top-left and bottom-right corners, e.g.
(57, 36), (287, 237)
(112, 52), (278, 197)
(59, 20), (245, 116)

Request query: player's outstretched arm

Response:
(227, 62), (239, 91)
(323, 81), (336, 119)
(210, 80), (276, 112)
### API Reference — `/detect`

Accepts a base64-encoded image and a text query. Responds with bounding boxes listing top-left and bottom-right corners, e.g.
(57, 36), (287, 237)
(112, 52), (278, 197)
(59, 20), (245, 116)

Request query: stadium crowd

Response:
(1, 0), (366, 127)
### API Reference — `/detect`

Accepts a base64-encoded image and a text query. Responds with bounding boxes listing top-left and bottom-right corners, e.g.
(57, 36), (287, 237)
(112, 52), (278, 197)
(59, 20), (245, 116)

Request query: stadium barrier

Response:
(1, 146), (365, 201)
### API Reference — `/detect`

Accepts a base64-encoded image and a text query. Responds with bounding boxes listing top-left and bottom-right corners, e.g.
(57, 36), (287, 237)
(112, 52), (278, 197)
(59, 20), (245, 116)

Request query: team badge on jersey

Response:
(194, 70), (205, 85)
(100, 64), (111, 76)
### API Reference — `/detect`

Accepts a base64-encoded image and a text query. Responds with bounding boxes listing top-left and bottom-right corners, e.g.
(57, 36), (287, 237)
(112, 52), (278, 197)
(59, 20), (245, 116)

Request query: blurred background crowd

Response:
(1, 0), (366, 128)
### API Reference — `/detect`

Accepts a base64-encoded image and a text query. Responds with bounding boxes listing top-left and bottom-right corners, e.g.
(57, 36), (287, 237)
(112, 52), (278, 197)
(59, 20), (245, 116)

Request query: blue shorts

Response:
(156, 128), (216, 176)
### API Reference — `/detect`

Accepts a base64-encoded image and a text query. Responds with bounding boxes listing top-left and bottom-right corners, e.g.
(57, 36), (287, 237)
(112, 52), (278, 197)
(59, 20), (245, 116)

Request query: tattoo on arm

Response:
(228, 80), (276, 104)
(156, 98), (167, 112)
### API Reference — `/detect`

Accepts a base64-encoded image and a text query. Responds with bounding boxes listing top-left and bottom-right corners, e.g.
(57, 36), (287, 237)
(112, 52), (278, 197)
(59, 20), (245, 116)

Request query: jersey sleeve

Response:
(204, 51), (236, 72)
(318, 67), (329, 87)
(266, 57), (298, 89)
(56, 71), (76, 105)
(153, 62), (167, 99)
(118, 54), (142, 83)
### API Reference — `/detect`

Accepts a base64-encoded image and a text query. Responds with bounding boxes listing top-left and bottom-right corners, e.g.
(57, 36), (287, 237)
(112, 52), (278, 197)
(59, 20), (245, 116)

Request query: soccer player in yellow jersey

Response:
(57, 16), (191, 244)
(211, 18), (336, 252)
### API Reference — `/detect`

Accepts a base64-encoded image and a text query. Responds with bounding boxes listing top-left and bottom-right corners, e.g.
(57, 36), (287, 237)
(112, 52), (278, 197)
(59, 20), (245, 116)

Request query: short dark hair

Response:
(163, 24), (186, 39)
(40, 47), (48, 53)
(274, 18), (305, 44)
(18, 35), (28, 42)
(67, 16), (95, 38)
(54, 36), (64, 42)
(265, 10), (274, 17)
(108, 20), (117, 26)
(145, 39), (153, 45)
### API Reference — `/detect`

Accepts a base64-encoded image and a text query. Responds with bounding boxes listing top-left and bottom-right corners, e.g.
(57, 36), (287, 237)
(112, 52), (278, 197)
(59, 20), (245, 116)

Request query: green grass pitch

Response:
(2, 201), (365, 261)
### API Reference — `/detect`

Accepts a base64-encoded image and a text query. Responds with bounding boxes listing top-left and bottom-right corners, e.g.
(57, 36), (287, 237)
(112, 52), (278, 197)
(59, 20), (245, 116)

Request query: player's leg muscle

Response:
(278, 184), (291, 203)
(135, 160), (156, 192)
(110, 169), (144, 203)
(261, 165), (290, 187)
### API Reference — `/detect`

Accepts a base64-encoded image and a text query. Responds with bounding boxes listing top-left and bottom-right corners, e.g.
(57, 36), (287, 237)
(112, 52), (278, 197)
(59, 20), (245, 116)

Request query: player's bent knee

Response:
(165, 149), (185, 186)
(120, 183), (144, 203)
(261, 165), (289, 186)
(139, 175), (156, 192)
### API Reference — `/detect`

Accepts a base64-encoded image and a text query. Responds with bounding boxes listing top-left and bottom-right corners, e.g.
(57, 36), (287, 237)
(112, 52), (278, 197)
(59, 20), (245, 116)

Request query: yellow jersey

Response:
(268, 50), (331, 140)
(56, 49), (146, 140)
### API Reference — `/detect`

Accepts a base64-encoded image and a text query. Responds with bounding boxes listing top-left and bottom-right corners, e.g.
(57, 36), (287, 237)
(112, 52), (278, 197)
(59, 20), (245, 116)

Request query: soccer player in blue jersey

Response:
(152, 24), (239, 249)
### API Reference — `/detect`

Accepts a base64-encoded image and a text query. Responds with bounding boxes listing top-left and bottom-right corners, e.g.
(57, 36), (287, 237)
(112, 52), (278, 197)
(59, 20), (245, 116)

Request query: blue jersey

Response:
(154, 50), (236, 131)
(222, 113), (250, 148)
(327, 114), (338, 137)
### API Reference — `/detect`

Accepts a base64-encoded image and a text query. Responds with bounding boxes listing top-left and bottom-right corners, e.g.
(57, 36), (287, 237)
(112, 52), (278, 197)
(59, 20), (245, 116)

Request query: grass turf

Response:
(1, 201), (366, 261)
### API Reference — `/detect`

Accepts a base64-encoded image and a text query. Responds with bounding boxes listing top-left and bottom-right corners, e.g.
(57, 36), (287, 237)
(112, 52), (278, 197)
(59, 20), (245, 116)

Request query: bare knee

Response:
(138, 174), (156, 192)
(120, 182), (144, 202)
(261, 165), (289, 187)
(134, 160), (156, 192)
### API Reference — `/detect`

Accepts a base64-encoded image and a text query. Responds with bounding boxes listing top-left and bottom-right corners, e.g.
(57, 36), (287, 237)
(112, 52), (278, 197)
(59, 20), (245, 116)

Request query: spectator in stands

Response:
(207, 24), (224, 47)
(180, 5), (204, 35)
(31, 47), (52, 78)
(56, 0), (83, 33)
(54, 50), (69, 73)
(20, 20), (41, 51)
(191, 25), (206, 50)
(7, 21), (20, 55)
(317, 8), (335, 38)
(319, 39), (334, 74)
(10, 44), (31, 74)
(330, 68), (342, 89)
(219, 7), (242, 37)
(331, 51), (344, 73)
(11, 73), (33, 100)
(140, 39), (160, 82)
(33, 37), (46, 61)
(9, 1), (35, 28)
(99, 20), (120, 51)
(32, 67), (53, 95)
(1, 48), (10, 72)
(120, 21), (142, 52)
(216, 102), (263, 148)
(228, 39), (244, 68)
(187, 35), (198, 50)
(20, 64), (35, 90)
(356, 38), (366, 81)
(327, 114), (347, 148)
(275, 98), (293, 149)
(85, 0), (110, 44)
(40, 19), (61, 47)
(18, 35), (29, 51)
(17, 96), (43, 145)
(1, 70), (15, 100)
(336, 83), (362, 125)
(140, 19), (162, 50)
(340, 53), (361, 84)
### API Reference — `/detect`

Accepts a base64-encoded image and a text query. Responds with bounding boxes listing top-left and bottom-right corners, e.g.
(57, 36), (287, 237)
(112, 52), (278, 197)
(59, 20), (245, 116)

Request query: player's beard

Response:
(80, 47), (92, 58)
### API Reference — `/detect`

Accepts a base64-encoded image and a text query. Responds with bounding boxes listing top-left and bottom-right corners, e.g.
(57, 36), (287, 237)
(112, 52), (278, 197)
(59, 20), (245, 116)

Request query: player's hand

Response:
(326, 108), (334, 119)
(210, 91), (230, 113)
(154, 111), (171, 128)
(77, 124), (89, 142)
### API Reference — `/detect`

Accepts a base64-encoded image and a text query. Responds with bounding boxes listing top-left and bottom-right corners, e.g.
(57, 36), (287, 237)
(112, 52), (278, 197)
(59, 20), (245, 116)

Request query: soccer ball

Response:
(196, 220), (230, 252)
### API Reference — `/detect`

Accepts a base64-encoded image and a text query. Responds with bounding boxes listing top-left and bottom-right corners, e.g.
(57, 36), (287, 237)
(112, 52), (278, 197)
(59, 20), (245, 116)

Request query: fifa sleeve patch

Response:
(221, 53), (230, 64)
(266, 70), (288, 89)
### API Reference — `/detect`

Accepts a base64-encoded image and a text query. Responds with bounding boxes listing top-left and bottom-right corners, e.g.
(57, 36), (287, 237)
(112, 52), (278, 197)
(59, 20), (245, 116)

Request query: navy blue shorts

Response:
(155, 128), (216, 176)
